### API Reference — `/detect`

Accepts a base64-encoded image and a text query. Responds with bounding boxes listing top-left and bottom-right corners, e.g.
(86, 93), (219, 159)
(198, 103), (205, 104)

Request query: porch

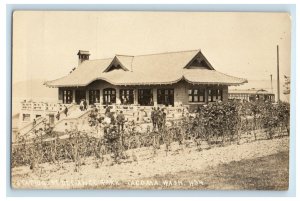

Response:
(58, 80), (228, 107)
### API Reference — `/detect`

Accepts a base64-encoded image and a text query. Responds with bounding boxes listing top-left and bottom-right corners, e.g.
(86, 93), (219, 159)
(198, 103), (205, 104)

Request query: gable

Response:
(185, 51), (214, 70)
(103, 56), (130, 72)
(107, 63), (123, 72)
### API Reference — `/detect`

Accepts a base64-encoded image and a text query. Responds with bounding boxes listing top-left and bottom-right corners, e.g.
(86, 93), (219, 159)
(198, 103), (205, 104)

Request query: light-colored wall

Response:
(173, 81), (189, 106)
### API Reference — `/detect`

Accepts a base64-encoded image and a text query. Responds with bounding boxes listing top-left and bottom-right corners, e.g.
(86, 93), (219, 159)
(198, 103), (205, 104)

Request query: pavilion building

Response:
(46, 49), (247, 107)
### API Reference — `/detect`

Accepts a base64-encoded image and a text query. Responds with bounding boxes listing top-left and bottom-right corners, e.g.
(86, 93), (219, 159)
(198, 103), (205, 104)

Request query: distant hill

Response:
(12, 79), (58, 115)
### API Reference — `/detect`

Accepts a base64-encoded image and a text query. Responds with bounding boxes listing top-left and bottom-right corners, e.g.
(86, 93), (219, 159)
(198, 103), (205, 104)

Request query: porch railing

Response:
(21, 101), (73, 112)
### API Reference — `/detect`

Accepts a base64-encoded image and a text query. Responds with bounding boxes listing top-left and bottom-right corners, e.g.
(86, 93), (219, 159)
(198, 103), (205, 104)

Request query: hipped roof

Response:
(46, 49), (247, 87)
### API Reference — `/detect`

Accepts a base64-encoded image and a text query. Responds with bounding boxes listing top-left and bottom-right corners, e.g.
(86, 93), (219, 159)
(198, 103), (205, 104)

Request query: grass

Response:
(87, 151), (289, 190)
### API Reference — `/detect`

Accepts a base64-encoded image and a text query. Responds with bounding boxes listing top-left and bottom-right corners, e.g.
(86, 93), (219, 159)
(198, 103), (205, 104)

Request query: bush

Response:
(12, 101), (290, 168)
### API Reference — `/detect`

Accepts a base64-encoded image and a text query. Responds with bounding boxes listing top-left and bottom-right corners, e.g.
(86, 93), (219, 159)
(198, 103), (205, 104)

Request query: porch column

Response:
(116, 88), (120, 104)
(72, 89), (76, 104)
(134, 89), (138, 105)
(58, 88), (62, 102)
(86, 90), (89, 105)
(99, 89), (103, 105)
(153, 88), (157, 106)
(222, 85), (228, 102)
(205, 86), (209, 104)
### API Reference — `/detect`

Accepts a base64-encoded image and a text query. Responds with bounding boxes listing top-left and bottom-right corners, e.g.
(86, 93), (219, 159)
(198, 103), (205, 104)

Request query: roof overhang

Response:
(45, 75), (248, 88)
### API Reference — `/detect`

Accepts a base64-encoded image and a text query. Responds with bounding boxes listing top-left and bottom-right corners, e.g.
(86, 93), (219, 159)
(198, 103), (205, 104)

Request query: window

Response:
(106, 64), (123, 72)
(63, 89), (73, 104)
(157, 89), (174, 106)
(188, 88), (205, 103)
(138, 89), (153, 106)
(89, 90), (100, 104)
(75, 90), (85, 104)
(189, 58), (210, 68)
(22, 114), (30, 121)
(120, 89), (134, 104)
(208, 88), (223, 102)
(103, 88), (116, 104)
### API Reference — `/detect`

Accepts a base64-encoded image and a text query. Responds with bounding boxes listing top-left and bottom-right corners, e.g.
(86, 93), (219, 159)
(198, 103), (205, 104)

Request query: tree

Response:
(283, 75), (290, 95)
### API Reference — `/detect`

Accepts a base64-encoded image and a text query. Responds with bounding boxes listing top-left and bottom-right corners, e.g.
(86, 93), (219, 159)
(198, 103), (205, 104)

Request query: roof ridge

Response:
(115, 54), (134, 57)
(134, 49), (201, 57)
(81, 49), (201, 61)
(86, 57), (114, 62)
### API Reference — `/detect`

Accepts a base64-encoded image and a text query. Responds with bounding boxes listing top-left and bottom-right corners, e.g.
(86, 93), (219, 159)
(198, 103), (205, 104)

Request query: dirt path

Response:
(127, 151), (289, 190)
(12, 136), (289, 189)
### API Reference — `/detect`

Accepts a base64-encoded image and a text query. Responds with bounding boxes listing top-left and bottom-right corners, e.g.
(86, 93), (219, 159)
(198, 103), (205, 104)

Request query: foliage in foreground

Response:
(12, 101), (290, 171)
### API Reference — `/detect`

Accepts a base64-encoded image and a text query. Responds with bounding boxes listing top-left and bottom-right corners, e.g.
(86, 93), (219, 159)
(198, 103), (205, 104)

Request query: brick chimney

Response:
(77, 50), (90, 65)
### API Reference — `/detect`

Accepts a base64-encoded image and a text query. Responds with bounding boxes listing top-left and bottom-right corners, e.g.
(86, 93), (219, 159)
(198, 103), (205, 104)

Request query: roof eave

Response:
(45, 77), (248, 88)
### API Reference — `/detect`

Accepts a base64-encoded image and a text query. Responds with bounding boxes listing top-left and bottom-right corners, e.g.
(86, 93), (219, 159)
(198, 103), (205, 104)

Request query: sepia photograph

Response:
(11, 11), (291, 190)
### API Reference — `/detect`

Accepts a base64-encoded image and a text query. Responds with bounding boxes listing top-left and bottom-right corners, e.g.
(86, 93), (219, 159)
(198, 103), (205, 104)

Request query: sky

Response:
(12, 11), (291, 85)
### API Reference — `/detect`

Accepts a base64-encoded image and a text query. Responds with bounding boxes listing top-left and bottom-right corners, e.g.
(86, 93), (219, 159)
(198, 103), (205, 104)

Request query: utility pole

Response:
(277, 45), (280, 103)
(270, 74), (273, 93)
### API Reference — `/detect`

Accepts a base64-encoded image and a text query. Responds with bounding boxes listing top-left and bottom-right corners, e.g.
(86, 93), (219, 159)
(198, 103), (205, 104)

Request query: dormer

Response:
(103, 55), (131, 72)
(185, 50), (214, 70)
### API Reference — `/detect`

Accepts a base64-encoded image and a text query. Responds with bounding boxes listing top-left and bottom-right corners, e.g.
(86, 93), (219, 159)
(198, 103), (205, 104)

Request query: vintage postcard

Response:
(11, 11), (291, 190)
